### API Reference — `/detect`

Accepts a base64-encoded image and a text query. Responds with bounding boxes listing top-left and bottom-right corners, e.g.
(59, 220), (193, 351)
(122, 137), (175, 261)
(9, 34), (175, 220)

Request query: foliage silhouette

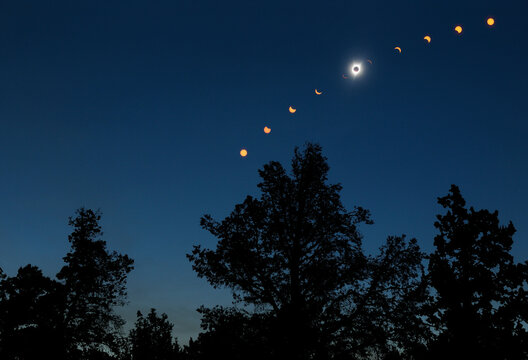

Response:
(127, 308), (181, 360)
(1, 148), (527, 360)
(0, 265), (66, 359)
(422, 185), (528, 360)
(57, 208), (134, 359)
(182, 306), (272, 360)
(187, 143), (427, 359)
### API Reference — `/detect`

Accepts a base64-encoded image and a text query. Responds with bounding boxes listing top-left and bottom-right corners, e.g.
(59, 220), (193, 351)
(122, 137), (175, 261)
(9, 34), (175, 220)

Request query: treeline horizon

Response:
(1, 143), (527, 360)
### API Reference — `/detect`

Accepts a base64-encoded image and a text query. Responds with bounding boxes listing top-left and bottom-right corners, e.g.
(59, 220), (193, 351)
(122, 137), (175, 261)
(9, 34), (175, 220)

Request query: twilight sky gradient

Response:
(1, 0), (527, 342)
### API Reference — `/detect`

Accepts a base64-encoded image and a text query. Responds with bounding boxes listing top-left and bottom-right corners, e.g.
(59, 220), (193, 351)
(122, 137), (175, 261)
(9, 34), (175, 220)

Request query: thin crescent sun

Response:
(289, 106), (296, 113)
(394, 46), (402, 53)
(315, 89), (322, 95)
(424, 35), (431, 43)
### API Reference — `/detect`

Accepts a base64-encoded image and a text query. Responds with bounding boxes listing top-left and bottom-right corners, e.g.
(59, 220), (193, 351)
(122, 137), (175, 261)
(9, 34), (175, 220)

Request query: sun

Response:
(350, 63), (361, 77)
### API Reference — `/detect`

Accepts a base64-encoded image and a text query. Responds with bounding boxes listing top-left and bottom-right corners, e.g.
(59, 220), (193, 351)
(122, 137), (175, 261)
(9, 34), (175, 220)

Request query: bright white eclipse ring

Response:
(350, 63), (361, 76)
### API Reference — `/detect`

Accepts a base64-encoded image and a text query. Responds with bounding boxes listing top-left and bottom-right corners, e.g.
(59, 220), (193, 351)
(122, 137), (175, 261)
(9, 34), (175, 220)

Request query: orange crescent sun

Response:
(455, 25), (463, 34)
(394, 46), (402, 53)
(289, 106), (296, 114)
(424, 35), (431, 43)
(315, 89), (323, 95)
(263, 126), (271, 134)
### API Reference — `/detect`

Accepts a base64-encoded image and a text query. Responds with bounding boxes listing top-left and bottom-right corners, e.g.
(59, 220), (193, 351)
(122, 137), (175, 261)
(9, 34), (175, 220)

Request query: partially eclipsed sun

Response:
(315, 89), (323, 95)
(394, 46), (402, 53)
(289, 106), (296, 113)
(424, 35), (431, 43)
(264, 126), (271, 134)
(455, 25), (463, 34)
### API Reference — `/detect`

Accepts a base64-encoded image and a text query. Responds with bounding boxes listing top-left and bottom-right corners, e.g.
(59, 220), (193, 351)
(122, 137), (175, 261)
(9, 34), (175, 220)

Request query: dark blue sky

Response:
(1, 0), (527, 342)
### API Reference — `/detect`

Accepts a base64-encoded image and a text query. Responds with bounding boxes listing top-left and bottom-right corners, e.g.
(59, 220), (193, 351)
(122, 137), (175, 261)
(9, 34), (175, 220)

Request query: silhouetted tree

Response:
(57, 208), (134, 359)
(182, 306), (271, 360)
(424, 185), (528, 359)
(354, 235), (430, 359)
(0, 267), (5, 353)
(0, 265), (66, 359)
(188, 143), (427, 359)
(128, 308), (180, 360)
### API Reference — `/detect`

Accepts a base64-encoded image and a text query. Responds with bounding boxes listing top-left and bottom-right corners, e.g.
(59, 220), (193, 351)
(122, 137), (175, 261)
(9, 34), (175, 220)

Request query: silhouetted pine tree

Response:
(57, 208), (134, 359)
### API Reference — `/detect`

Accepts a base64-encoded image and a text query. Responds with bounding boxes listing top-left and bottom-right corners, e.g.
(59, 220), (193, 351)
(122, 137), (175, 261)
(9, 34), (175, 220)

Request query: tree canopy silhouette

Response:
(188, 143), (427, 359)
(182, 306), (272, 360)
(4, 146), (527, 360)
(128, 308), (181, 360)
(424, 185), (528, 360)
(57, 208), (134, 359)
(0, 265), (66, 359)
